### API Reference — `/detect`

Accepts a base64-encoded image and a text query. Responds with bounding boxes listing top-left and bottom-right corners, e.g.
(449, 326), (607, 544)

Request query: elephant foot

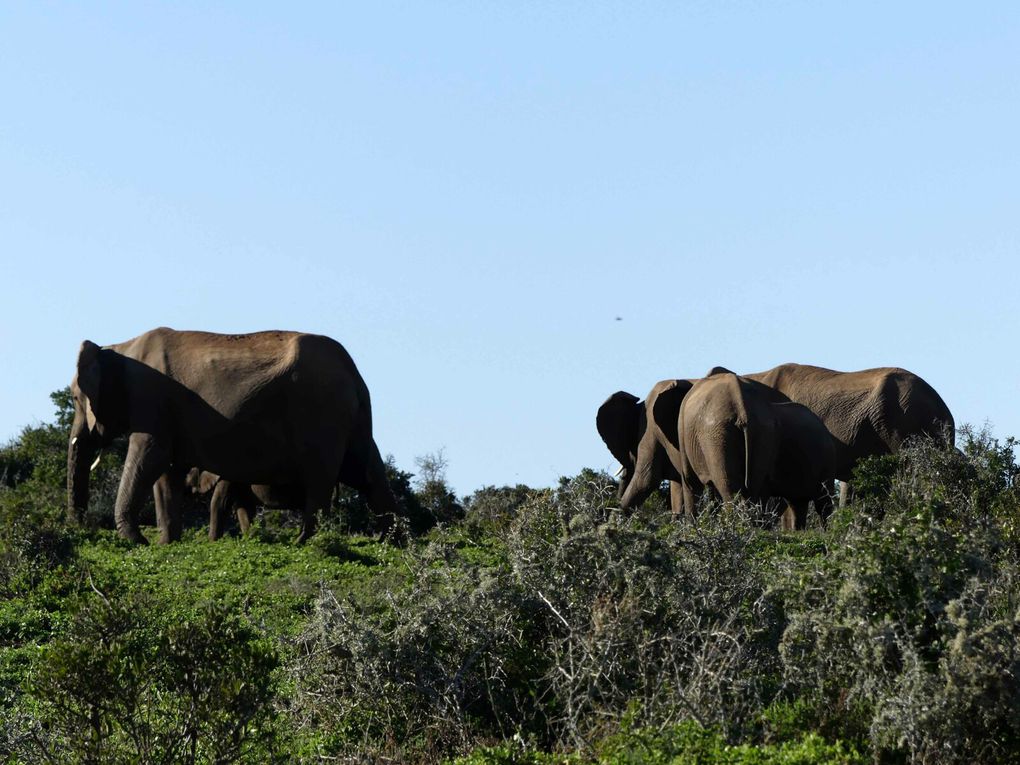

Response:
(118, 526), (149, 545)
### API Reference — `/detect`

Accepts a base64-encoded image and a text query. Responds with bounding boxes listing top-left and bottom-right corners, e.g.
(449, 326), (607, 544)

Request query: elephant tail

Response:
(744, 425), (752, 494)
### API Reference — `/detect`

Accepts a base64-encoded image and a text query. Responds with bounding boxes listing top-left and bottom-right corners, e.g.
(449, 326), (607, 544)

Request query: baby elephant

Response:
(185, 470), (305, 540)
(679, 370), (836, 529)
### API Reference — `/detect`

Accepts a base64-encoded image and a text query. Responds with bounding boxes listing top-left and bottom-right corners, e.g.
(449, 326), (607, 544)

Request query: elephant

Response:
(678, 370), (836, 529)
(597, 363), (954, 513)
(67, 327), (398, 544)
(179, 469), (303, 540)
(596, 379), (695, 512)
(743, 363), (955, 503)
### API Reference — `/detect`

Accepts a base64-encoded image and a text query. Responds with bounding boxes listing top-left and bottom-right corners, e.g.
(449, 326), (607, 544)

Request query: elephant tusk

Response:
(614, 465), (625, 477)
(90, 453), (102, 471)
(71, 437), (78, 446)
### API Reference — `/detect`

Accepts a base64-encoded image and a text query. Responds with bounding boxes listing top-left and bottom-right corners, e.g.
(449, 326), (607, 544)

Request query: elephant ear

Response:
(650, 380), (693, 452)
(76, 340), (102, 432)
(596, 391), (641, 465)
(185, 468), (220, 494)
(705, 366), (735, 378)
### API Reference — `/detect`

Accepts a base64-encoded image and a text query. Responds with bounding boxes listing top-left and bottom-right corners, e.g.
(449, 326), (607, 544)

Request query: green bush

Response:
(10, 594), (282, 764)
(286, 539), (547, 759)
(509, 481), (782, 747)
(778, 428), (1020, 763)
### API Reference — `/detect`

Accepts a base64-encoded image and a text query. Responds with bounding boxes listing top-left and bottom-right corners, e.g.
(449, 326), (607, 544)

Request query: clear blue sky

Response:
(2, 3), (1018, 494)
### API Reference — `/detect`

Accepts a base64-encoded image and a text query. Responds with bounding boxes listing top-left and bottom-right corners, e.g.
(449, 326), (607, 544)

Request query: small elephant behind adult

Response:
(183, 469), (304, 541)
(679, 370), (836, 529)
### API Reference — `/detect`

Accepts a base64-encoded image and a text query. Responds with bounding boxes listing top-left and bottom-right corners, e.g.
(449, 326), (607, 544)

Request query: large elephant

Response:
(596, 379), (695, 512)
(679, 371), (836, 529)
(67, 327), (397, 544)
(743, 363), (955, 501)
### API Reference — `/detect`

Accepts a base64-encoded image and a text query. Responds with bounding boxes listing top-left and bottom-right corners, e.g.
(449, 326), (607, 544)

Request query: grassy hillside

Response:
(2, 397), (1019, 763)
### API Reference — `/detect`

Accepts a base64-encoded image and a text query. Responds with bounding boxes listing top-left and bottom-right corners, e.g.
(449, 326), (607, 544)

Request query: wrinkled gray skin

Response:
(67, 327), (397, 544)
(596, 379), (696, 512)
(597, 363), (954, 513)
(744, 363), (955, 503)
(679, 371), (836, 529)
(180, 469), (302, 541)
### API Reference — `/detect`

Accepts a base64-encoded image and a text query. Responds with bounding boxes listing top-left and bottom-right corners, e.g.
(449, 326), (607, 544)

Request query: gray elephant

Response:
(180, 469), (302, 540)
(67, 327), (397, 544)
(744, 363), (955, 503)
(597, 363), (954, 513)
(679, 370), (836, 529)
(596, 379), (695, 512)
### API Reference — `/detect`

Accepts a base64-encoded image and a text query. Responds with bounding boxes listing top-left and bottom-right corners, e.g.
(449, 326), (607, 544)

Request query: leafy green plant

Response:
(15, 594), (282, 764)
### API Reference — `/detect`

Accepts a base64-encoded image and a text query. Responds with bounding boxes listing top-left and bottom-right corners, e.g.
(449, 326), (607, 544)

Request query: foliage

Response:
(3, 393), (1020, 763)
(778, 427), (1020, 764)
(416, 449), (465, 525)
(452, 722), (862, 764)
(462, 483), (543, 538)
(9, 595), (281, 764)
(332, 456), (437, 535)
(287, 538), (547, 758)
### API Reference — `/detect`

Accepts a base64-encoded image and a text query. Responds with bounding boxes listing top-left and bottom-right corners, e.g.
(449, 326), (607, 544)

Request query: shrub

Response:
(332, 456), (435, 535)
(10, 594), (282, 764)
(462, 483), (542, 538)
(509, 481), (782, 748)
(286, 544), (546, 760)
(778, 428), (1020, 763)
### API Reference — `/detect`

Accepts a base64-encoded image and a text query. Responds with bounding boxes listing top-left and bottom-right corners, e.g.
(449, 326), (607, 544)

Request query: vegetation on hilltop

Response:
(1, 393), (1019, 763)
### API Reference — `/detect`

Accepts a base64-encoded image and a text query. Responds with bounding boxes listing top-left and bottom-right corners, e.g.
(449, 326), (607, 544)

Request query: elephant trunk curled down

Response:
(596, 380), (695, 513)
(67, 327), (398, 544)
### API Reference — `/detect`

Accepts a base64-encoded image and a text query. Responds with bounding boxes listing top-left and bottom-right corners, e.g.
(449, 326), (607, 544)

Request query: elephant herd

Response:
(597, 363), (955, 528)
(65, 327), (955, 544)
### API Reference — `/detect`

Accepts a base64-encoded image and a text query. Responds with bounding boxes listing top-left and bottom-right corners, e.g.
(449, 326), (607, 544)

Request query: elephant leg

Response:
(208, 481), (231, 541)
(236, 504), (252, 535)
(839, 481), (852, 508)
(362, 440), (397, 534)
(154, 474), (173, 542)
(681, 474), (704, 522)
(788, 500), (810, 531)
(297, 486), (331, 544)
(669, 480), (685, 516)
(115, 433), (171, 545)
(339, 437), (397, 535)
(780, 505), (796, 531)
(232, 484), (257, 537)
(153, 469), (186, 544)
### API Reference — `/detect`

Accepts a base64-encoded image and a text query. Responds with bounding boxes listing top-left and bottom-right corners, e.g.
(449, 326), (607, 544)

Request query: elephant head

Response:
(66, 340), (128, 523)
(596, 380), (693, 509)
(596, 390), (641, 501)
(186, 468), (221, 495)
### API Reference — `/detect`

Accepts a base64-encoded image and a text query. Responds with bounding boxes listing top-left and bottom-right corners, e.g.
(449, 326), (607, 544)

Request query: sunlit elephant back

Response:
(744, 363), (955, 484)
(66, 327), (398, 544)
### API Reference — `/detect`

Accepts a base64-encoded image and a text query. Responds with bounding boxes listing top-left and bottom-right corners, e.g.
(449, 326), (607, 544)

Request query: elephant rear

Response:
(680, 373), (776, 502)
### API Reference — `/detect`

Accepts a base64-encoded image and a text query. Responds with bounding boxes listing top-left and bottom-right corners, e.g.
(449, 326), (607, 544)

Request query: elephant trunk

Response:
(363, 440), (399, 532)
(615, 468), (630, 501)
(67, 423), (96, 524)
(619, 452), (662, 510)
